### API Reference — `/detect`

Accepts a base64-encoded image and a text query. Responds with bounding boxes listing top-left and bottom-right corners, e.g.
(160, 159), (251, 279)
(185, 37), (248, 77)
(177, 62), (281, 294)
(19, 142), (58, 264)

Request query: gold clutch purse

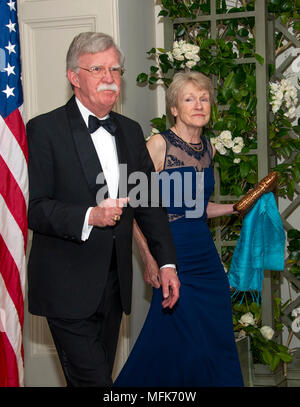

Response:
(233, 172), (278, 216)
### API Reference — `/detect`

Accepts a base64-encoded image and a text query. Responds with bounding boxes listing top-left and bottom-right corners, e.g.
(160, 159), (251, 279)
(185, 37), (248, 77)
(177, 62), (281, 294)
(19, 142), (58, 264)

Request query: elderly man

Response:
(27, 32), (179, 387)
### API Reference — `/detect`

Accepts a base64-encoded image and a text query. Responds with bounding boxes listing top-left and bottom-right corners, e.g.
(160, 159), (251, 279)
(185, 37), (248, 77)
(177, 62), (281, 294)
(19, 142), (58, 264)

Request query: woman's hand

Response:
(206, 202), (238, 218)
(143, 255), (161, 289)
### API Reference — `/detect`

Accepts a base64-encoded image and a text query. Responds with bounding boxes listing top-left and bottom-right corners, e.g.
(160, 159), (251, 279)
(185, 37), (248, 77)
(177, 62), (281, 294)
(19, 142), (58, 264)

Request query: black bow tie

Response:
(88, 115), (117, 134)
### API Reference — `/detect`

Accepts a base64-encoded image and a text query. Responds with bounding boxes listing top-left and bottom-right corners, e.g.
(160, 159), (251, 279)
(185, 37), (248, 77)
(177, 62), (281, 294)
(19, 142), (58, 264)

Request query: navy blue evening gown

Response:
(114, 129), (244, 387)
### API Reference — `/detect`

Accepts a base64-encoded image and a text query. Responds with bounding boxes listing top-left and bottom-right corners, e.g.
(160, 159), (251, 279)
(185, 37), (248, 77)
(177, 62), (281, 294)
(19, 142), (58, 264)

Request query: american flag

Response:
(0, 0), (28, 387)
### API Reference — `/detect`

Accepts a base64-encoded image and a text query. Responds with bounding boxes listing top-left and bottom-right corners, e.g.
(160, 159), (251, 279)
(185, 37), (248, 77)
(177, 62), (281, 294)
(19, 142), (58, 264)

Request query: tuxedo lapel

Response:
(66, 96), (105, 198)
(110, 112), (133, 201)
(110, 112), (128, 167)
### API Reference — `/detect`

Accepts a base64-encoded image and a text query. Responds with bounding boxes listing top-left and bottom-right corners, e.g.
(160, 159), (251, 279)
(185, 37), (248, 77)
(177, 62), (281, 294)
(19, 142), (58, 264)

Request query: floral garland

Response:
(269, 78), (298, 119)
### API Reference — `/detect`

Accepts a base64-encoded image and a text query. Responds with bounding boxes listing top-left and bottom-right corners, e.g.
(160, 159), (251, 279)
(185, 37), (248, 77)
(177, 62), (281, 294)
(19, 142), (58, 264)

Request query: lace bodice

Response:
(159, 129), (214, 222)
(161, 129), (213, 172)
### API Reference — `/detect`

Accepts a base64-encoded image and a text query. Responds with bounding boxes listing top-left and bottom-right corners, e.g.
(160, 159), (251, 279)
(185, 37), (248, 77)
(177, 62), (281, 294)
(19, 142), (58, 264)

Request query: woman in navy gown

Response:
(115, 71), (243, 387)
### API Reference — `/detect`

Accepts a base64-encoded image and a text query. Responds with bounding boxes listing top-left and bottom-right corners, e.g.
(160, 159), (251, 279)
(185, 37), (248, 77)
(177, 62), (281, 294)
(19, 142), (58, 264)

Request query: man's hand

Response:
(160, 267), (180, 309)
(89, 197), (129, 227)
(143, 256), (161, 289)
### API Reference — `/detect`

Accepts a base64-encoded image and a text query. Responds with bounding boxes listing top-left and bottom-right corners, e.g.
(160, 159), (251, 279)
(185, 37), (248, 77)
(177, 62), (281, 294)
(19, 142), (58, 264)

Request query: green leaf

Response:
(288, 229), (300, 239)
(147, 48), (156, 55)
(136, 72), (148, 83)
(159, 54), (170, 64)
(150, 115), (166, 132)
(222, 71), (235, 101)
(246, 97), (257, 114)
(278, 352), (292, 363)
(232, 184), (243, 197)
(245, 74), (256, 91)
(247, 173), (257, 184)
(158, 9), (168, 17)
(288, 239), (300, 251)
(148, 76), (158, 85)
(160, 63), (170, 74)
(270, 354), (280, 371)
(281, 0), (293, 12)
(262, 349), (273, 365)
(254, 53), (264, 65)
(238, 28), (249, 37)
(150, 66), (159, 73)
(240, 161), (250, 178)
(292, 125), (300, 134)
(294, 21), (300, 31)
(289, 250), (300, 261)
(176, 26), (185, 37)
(269, 0), (281, 6)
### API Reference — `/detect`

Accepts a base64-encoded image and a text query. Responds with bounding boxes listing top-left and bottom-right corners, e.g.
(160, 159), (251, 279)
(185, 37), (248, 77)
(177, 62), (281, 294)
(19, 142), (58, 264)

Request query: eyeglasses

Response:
(78, 65), (125, 78)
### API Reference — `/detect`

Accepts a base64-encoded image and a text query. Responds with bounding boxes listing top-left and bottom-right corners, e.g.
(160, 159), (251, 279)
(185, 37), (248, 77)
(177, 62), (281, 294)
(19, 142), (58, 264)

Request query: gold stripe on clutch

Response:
(233, 172), (278, 216)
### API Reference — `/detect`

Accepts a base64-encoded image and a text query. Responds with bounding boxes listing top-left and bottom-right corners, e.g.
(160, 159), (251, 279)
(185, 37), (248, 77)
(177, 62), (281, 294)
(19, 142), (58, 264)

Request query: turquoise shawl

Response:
(228, 192), (286, 299)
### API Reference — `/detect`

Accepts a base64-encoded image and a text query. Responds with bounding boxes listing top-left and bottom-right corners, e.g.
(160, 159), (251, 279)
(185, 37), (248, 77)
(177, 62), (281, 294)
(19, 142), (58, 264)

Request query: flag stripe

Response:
(0, 235), (24, 327)
(1, 1), (27, 387)
(0, 114), (28, 205)
(0, 194), (26, 297)
(0, 332), (19, 387)
(0, 156), (28, 249)
(0, 274), (23, 387)
(4, 109), (27, 162)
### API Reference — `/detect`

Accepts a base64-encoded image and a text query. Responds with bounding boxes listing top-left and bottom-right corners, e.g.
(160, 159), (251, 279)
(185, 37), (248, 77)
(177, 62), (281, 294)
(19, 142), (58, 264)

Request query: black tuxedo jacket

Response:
(26, 96), (177, 319)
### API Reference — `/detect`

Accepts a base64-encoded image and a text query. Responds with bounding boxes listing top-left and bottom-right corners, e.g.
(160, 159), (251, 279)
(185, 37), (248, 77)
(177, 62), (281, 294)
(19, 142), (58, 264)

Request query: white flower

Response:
(219, 130), (232, 141)
(185, 51), (197, 60)
(270, 82), (279, 92)
(214, 142), (227, 155)
(192, 54), (200, 62)
(270, 78), (298, 119)
(285, 106), (296, 118)
(186, 60), (197, 69)
(232, 144), (243, 154)
(210, 137), (217, 145)
(182, 43), (193, 53)
(275, 90), (284, 101)
(222, 139), (234, 148)
(167, 51), (174, 63)
(291, 307), (300, 317)
(260, 326), (274, 340)
(233, 136), (244, 147)
(192, 45), (200, 54)
(174, 53), (185, 61)
(238, 312), (255, 327)
(285, 89), (297, 100)
(173, 48), (184, 60)
(234, 158), (241, 164)
(217, 145), (227, 155)
(272, 102), (281, 114)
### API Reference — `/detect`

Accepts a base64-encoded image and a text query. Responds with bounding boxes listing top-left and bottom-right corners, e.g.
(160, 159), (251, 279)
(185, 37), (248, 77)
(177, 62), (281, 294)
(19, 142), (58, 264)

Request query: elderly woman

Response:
(115, 72), (244, 387)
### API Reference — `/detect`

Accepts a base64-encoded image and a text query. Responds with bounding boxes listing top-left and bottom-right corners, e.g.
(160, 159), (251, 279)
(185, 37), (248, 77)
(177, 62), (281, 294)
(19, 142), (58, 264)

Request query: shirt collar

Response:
(75, 97), (109, 128)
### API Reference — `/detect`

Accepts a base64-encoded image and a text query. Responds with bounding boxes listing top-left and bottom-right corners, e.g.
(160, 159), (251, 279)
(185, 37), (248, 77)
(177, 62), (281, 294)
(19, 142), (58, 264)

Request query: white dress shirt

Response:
(76, 97), (119, 241)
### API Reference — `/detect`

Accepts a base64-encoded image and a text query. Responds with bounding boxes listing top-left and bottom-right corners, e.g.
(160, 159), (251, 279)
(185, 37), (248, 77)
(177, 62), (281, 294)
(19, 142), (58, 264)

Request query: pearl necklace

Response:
(173, 127), (204, 153)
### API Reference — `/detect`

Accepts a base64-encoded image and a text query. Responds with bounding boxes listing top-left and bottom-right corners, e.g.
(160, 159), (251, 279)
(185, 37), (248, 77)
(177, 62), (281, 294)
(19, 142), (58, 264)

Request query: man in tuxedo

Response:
(27, 32), (179, 387)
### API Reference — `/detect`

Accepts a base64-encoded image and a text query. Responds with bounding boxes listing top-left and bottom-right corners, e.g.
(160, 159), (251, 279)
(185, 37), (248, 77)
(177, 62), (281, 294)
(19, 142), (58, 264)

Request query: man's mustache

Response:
(97, 83), (119, 92)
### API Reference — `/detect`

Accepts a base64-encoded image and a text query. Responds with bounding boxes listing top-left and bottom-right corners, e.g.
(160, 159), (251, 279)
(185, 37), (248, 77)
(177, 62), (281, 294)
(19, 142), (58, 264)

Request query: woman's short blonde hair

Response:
(166, 71), (214, 110)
